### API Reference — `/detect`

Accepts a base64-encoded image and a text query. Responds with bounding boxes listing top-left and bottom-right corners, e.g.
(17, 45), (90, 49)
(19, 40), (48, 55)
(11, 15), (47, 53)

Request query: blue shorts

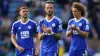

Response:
(16, 49), (35, 56)
(68, 49), (88, 56)
(40, 52), (58, 56)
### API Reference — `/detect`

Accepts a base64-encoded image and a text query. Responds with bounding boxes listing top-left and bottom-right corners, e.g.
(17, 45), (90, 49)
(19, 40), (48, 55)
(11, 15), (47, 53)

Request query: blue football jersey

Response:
(39, 16), (63, 53)
(66, 17), (89, 50)
(11, 19), (38, 55)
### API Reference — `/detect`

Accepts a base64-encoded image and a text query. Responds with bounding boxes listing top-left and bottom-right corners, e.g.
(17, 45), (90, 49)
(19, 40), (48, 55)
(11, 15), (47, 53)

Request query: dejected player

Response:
(66, 2), (89, 56)
(11, 6), (39, 56)
(39, 1), (63, 56)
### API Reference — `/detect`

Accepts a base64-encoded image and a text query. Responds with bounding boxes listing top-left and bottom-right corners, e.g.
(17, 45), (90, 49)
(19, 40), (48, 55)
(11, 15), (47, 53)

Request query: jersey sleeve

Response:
(11, 23), (17, 35)
(34, 22), (38, 34)
(83, 19), (90, 32)
(38, 20), (43, 33)
(66, 20), (71, 32)
(57, 19), (63, 33)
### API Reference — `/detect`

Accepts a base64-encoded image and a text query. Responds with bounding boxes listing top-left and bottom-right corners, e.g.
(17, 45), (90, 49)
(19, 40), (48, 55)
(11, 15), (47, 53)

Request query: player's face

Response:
(72, 8), (81, 18)
(45, 4), (54, 16)
(20, 9), (28, 18)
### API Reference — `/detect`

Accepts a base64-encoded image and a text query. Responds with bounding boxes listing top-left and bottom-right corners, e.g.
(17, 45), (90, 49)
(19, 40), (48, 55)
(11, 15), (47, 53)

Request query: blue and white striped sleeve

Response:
(11, 23), (17, 35)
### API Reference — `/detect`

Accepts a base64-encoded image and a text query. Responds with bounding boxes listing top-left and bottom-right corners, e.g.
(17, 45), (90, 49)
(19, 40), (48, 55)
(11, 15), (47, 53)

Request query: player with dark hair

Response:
(39, 1), (63, 56)
(66, 2), (89, 56)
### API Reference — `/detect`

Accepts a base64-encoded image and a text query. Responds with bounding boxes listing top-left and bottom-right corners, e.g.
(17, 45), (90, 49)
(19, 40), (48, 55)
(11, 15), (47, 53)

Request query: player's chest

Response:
(16, 24), (33, 32)
(43, 21), (57, 28)
(71, 21), (84, 30)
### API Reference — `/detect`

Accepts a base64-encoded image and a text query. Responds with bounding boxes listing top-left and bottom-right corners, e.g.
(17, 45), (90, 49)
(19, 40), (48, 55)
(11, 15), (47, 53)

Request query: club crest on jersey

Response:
(52, 23), (55, 27)
(28, 25), (31, 29)
(79, 23), (82, 26)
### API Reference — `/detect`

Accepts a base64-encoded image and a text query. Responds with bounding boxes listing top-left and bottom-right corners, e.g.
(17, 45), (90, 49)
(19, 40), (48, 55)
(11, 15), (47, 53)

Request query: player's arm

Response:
(66, 24), (73, 37)
(76, 28), (89, 38)
(35, 34), (40, 55)
(77, 21), (89, 38)
(33, 22), (40, 55)
(66, 30), (73, 37)
(39, 24), (48, 40)
(51, 32), (62, 40)
(11, 34), (18, 48)
(39, 32), (45, 40)
(11, 34), (24, 52)
(50, 19), (63, 40)
(72, 25), (89, 38)
(11, 23), (24, 52)
(66, 20), (73, 37)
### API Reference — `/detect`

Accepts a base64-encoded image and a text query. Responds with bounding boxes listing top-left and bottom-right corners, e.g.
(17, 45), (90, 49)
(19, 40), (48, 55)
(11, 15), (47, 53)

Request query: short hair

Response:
(72, 2), (87, 17)
(45, 1), (55, 7)
(20, 6), (28, 11)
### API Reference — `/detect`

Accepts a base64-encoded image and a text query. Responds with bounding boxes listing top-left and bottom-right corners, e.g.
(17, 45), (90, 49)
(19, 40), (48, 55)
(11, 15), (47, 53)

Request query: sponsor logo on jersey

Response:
(20, 31), (29, 39)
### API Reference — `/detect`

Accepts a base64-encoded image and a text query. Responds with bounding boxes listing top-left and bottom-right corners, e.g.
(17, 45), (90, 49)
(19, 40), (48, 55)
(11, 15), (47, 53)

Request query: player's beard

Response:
(47, 11), (54, 16)
(23, 15), (28, 19)
(23, 16), (27, 18)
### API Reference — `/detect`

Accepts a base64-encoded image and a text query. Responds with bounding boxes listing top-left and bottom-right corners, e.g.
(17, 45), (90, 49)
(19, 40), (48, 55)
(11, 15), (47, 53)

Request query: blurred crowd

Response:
(0, 0), (100, 56)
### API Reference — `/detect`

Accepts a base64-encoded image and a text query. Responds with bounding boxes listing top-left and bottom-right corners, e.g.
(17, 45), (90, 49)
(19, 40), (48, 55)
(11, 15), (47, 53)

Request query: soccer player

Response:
(66, 2), (89, 56)
(11, 6), (39, 56)
(39, 1), (63, 56)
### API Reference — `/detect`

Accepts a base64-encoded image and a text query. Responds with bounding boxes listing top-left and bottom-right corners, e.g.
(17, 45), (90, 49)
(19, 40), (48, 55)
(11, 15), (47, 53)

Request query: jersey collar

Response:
(74, 17), (83, 22)
(20, 19), (30, 25)
(45, 16), (55, 22)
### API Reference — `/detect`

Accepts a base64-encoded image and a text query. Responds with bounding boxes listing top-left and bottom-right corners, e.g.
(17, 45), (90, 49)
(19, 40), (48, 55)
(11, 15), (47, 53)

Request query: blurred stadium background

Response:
(0, 0), (100, 56)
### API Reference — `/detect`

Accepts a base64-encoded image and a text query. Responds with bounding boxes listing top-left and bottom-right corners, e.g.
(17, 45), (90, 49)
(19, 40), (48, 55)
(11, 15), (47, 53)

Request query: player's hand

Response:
(47, 28), (52, 34)
(16, 45), (24, 52)
(35, 48), (39, 56)
(70, 25), (76, 30)
(41, 24), (48, 33)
